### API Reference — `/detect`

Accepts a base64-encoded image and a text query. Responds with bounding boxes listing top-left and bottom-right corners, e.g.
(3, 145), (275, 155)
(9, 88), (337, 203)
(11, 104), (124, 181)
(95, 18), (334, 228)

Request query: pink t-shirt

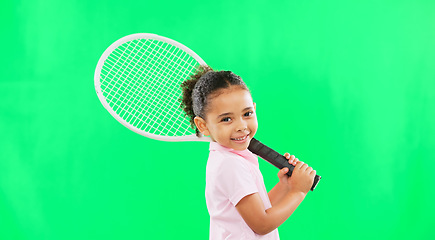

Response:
(205, 142), (280, 240)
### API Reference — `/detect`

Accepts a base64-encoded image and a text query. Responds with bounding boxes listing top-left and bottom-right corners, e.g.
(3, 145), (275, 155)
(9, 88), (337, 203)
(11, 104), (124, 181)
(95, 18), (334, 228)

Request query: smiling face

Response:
(194, 86), (258, 151)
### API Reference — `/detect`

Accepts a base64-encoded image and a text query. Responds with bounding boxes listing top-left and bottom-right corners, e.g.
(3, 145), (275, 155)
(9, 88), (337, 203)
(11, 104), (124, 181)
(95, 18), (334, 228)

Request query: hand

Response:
(277, 153), (300, 189)
(277, 153), (316, 194)
(284, 153), (299, 166)
(288, 161), (316, 194)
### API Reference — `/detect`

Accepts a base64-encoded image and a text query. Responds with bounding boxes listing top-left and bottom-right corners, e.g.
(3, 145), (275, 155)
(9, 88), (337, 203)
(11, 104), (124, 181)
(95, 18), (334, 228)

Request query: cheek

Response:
(250, 120), (258, 135)
(218, 125), (231, 134)
(216, 125), (232, 138)
(249, 117), (258, 128)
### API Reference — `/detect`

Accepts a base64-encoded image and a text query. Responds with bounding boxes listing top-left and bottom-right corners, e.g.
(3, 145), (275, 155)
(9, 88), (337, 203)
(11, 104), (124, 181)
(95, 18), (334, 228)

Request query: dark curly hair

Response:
(180, 66), (249, 136)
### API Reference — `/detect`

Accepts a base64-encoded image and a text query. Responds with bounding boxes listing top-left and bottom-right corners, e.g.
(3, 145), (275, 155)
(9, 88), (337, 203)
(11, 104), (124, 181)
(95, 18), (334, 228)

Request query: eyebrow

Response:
(216, 107), (253, 119)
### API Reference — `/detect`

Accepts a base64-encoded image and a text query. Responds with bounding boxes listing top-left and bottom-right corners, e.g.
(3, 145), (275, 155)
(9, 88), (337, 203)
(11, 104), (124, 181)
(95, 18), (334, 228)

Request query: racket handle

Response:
(248, 138), (321, 191)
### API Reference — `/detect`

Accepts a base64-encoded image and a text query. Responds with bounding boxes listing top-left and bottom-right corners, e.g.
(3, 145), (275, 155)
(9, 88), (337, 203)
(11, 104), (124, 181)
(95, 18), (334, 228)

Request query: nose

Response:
(236, 119), (248, 132)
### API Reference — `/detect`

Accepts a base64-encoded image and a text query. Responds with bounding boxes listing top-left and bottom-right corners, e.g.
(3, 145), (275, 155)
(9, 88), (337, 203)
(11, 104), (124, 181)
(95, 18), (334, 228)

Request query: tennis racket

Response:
(94, 33), (321, 191)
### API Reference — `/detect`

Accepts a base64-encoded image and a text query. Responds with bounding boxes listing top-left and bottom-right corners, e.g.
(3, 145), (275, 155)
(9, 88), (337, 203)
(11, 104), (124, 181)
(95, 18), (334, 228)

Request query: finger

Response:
(290, 156), (298, 165)
(284, 153), (290, 159)
(278, 167), (289, 178)
(295, 161), (305, 169)
(299, 163), (308, 171)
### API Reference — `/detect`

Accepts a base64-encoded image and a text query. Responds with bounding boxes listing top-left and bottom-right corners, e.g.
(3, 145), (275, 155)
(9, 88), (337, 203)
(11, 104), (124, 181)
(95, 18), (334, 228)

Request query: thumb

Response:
(277, 167), (289, 179)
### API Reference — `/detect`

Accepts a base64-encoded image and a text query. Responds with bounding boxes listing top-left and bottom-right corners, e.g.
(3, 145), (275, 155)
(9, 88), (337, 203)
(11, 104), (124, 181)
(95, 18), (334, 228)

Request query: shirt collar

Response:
(209, 141), (258, 165)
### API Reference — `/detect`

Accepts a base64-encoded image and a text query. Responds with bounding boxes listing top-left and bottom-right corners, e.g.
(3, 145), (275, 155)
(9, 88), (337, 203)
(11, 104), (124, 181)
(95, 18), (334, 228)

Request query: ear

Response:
(194, 116), (210, 136)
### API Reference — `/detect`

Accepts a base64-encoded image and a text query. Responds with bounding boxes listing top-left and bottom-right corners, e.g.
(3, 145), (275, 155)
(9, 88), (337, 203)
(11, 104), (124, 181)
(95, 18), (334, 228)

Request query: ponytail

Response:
(180, 65), (213, 136)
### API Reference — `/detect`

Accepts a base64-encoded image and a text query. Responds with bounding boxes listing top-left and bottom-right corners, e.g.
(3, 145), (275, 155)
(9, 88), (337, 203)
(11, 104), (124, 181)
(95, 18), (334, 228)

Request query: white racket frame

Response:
(94, 33), (211, 142)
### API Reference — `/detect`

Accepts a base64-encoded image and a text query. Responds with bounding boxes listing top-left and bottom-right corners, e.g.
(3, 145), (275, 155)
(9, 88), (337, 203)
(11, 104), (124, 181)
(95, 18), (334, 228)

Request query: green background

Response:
(1, 0), (434, 239)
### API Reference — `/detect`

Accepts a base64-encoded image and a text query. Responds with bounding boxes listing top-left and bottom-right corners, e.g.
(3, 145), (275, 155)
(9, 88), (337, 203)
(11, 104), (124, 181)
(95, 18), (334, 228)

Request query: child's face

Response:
(194, 87), (258, 151)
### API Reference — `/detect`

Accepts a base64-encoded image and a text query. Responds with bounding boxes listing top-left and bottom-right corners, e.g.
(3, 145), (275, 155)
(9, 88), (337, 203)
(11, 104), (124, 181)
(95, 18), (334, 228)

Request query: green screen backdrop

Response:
(1, 0), (434, 239)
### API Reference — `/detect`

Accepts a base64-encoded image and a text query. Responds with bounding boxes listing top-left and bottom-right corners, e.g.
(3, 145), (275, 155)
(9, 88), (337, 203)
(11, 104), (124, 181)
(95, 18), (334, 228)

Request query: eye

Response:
(244, 111), (254, 117)
(221, 117), (231, 122)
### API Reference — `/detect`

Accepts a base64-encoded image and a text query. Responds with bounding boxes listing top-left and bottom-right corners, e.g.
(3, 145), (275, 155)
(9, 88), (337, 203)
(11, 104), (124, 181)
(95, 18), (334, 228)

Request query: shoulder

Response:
(206, 150), (259, 206)
(207, 150), (255, 187)
(208, 150), (249, 172)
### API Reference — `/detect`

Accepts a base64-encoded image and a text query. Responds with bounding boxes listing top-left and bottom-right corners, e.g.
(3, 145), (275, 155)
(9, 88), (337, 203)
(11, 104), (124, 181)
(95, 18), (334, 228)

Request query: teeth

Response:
(232, 135), (248, 141)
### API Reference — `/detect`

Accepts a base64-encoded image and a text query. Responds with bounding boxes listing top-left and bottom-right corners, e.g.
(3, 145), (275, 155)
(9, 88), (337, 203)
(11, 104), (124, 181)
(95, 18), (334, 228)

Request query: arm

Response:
(268, 153), (298, 206)
(236, 161), (316, 235)
(267, 180), (289, 206)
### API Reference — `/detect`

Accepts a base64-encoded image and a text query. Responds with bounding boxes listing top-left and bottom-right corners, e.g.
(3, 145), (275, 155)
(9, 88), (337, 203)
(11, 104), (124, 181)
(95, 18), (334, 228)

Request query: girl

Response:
(180, 67), (316, 240)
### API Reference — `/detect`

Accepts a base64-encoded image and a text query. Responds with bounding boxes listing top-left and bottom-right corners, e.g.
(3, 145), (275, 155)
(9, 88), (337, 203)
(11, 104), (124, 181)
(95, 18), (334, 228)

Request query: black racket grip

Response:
(248, 138), (321, 191)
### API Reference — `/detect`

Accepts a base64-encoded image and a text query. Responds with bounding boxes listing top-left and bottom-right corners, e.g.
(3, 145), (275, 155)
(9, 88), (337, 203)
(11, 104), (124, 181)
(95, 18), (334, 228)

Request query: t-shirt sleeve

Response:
(216, 156), (258, 206)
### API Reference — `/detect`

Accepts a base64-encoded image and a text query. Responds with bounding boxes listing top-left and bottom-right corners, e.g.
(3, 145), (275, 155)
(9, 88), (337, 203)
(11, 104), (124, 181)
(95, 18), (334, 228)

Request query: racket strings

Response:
(118, 40), (165, 126)
(109, 40), (151, 122)
(134, 42), (189, 135)
(101, 40), (162, 127)
(103, 41), (169, 130)
(99, 38), (199, 137)
(103, 41), (155, 127)
(144, 42), (200, 136)
(144, 44), (199, 134)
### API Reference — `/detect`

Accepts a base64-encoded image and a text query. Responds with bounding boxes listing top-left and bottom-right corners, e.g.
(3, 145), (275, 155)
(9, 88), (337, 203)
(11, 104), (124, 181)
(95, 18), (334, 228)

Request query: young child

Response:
(180, 67), (316, 240)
